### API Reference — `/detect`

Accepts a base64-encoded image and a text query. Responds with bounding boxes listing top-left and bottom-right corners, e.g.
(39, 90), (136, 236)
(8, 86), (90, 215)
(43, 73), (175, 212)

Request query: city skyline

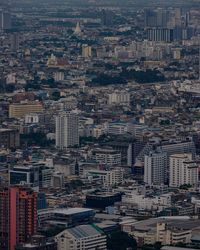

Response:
(0, 0), (199, 250)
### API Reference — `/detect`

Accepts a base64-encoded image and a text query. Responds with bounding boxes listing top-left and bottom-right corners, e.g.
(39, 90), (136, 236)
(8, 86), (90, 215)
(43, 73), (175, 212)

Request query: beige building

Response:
(108, 91), (130, 106)
(55, 224), (107, 250)
(169, 154), (198, 187)
(126, 217), (197, 247)
(82, 44), (92, 58)
(156, 222), (191, 245)
(9, 102), (43, 118)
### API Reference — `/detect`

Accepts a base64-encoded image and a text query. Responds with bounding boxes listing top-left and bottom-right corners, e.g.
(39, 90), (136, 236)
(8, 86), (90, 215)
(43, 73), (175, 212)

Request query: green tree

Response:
(107, 231), (137, 250)
(52, 91), (61, 101)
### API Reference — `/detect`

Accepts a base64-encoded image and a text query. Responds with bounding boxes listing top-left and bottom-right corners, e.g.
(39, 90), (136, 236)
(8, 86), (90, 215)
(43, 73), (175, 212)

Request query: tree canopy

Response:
(107, 231), (137, 250)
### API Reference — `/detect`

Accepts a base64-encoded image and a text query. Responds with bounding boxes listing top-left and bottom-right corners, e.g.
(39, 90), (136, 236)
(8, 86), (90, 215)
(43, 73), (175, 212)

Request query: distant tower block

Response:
(74, 22), (82, 35)
(199, 35), (200, 81)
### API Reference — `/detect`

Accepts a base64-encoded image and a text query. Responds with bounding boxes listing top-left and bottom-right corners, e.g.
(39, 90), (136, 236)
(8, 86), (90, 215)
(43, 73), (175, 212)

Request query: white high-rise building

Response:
(56, 112), (79, 149)
(169, 154), (198, 187)
(144, 151), (167, 186)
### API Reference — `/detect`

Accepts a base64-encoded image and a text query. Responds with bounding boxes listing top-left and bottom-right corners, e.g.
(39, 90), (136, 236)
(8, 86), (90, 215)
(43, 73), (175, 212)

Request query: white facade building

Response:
(56, 112), (79, 149)
(25, 113), (39, 124)
(94, 149), (121, 166)
(54, 71), (65, 81)
(122, 192), (171, 211)
(86, 168), (124, 188)
(169, 154), (198, 187)
(55, 224), (107, 250)
(108, 91), (130, 105)
(106, 122), (128, 135)
(144, 151), (167, 186)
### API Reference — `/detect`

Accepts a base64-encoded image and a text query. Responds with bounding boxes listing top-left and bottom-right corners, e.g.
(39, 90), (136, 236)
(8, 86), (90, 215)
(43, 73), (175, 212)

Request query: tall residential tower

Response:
(56, 112), (79, 149)
(0, 186), (37, 250)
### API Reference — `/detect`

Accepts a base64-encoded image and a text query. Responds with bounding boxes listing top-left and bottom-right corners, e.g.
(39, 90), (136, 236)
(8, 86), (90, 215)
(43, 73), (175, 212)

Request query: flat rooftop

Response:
(0, 128), (15, 132)
(128, 217), (200, 231)
(87, 192), (121, 198)
(162, 247), (197, 250)
(39, 207), (94, 216)
(68, 224), (102, 239)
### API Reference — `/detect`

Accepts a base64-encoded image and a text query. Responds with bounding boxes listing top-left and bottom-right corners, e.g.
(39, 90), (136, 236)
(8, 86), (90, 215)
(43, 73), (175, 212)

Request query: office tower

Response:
(0, 10), (3, 30)
(144, 8), (169, 28)
(0, 186), (37, 250)
(3, 10), (11, 30)
(10, 33), (19, 51)
(37, 192), (47, 210)
(174, 8), (181, 26)
(9, 165), (40, 189)
(9, 163), (52, 190)
(199, 35), (200, 81)
(185, 11), (190, 27)
(147, 28), (174, 42)
(144, 151), (167, 185)
(56, 224), (107, 250)
(127, 140), (146, 166)
(75, 160), (79, 176)
(144, 9), (157, 27)
(169, 154), (198, 187)
(101, 9), (114, 26)
(0, 8), (11, 31)
(156, 8), (168, 27)
(56, 112), (79, 149)
(82, 44), (92, 58)
(173, 26), (194, 41)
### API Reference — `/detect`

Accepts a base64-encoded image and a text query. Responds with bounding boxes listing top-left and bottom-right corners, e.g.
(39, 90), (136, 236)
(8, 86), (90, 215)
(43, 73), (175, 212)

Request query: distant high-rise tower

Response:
(56, 112), (79, 149)
(74, 22), (82, 35)
(0, 186), (37, 250)
(0, 7), (11, 31)
(147, 28), (174, 42)
(144, 9), (157, 27)
(199, 35), (200, 81)
(144, 151), (167, 185)
(144, 8), (169, 28)
(101, 9), (114, 26)
(75, 160), (79, 176)
(10, 33), (19, 51)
